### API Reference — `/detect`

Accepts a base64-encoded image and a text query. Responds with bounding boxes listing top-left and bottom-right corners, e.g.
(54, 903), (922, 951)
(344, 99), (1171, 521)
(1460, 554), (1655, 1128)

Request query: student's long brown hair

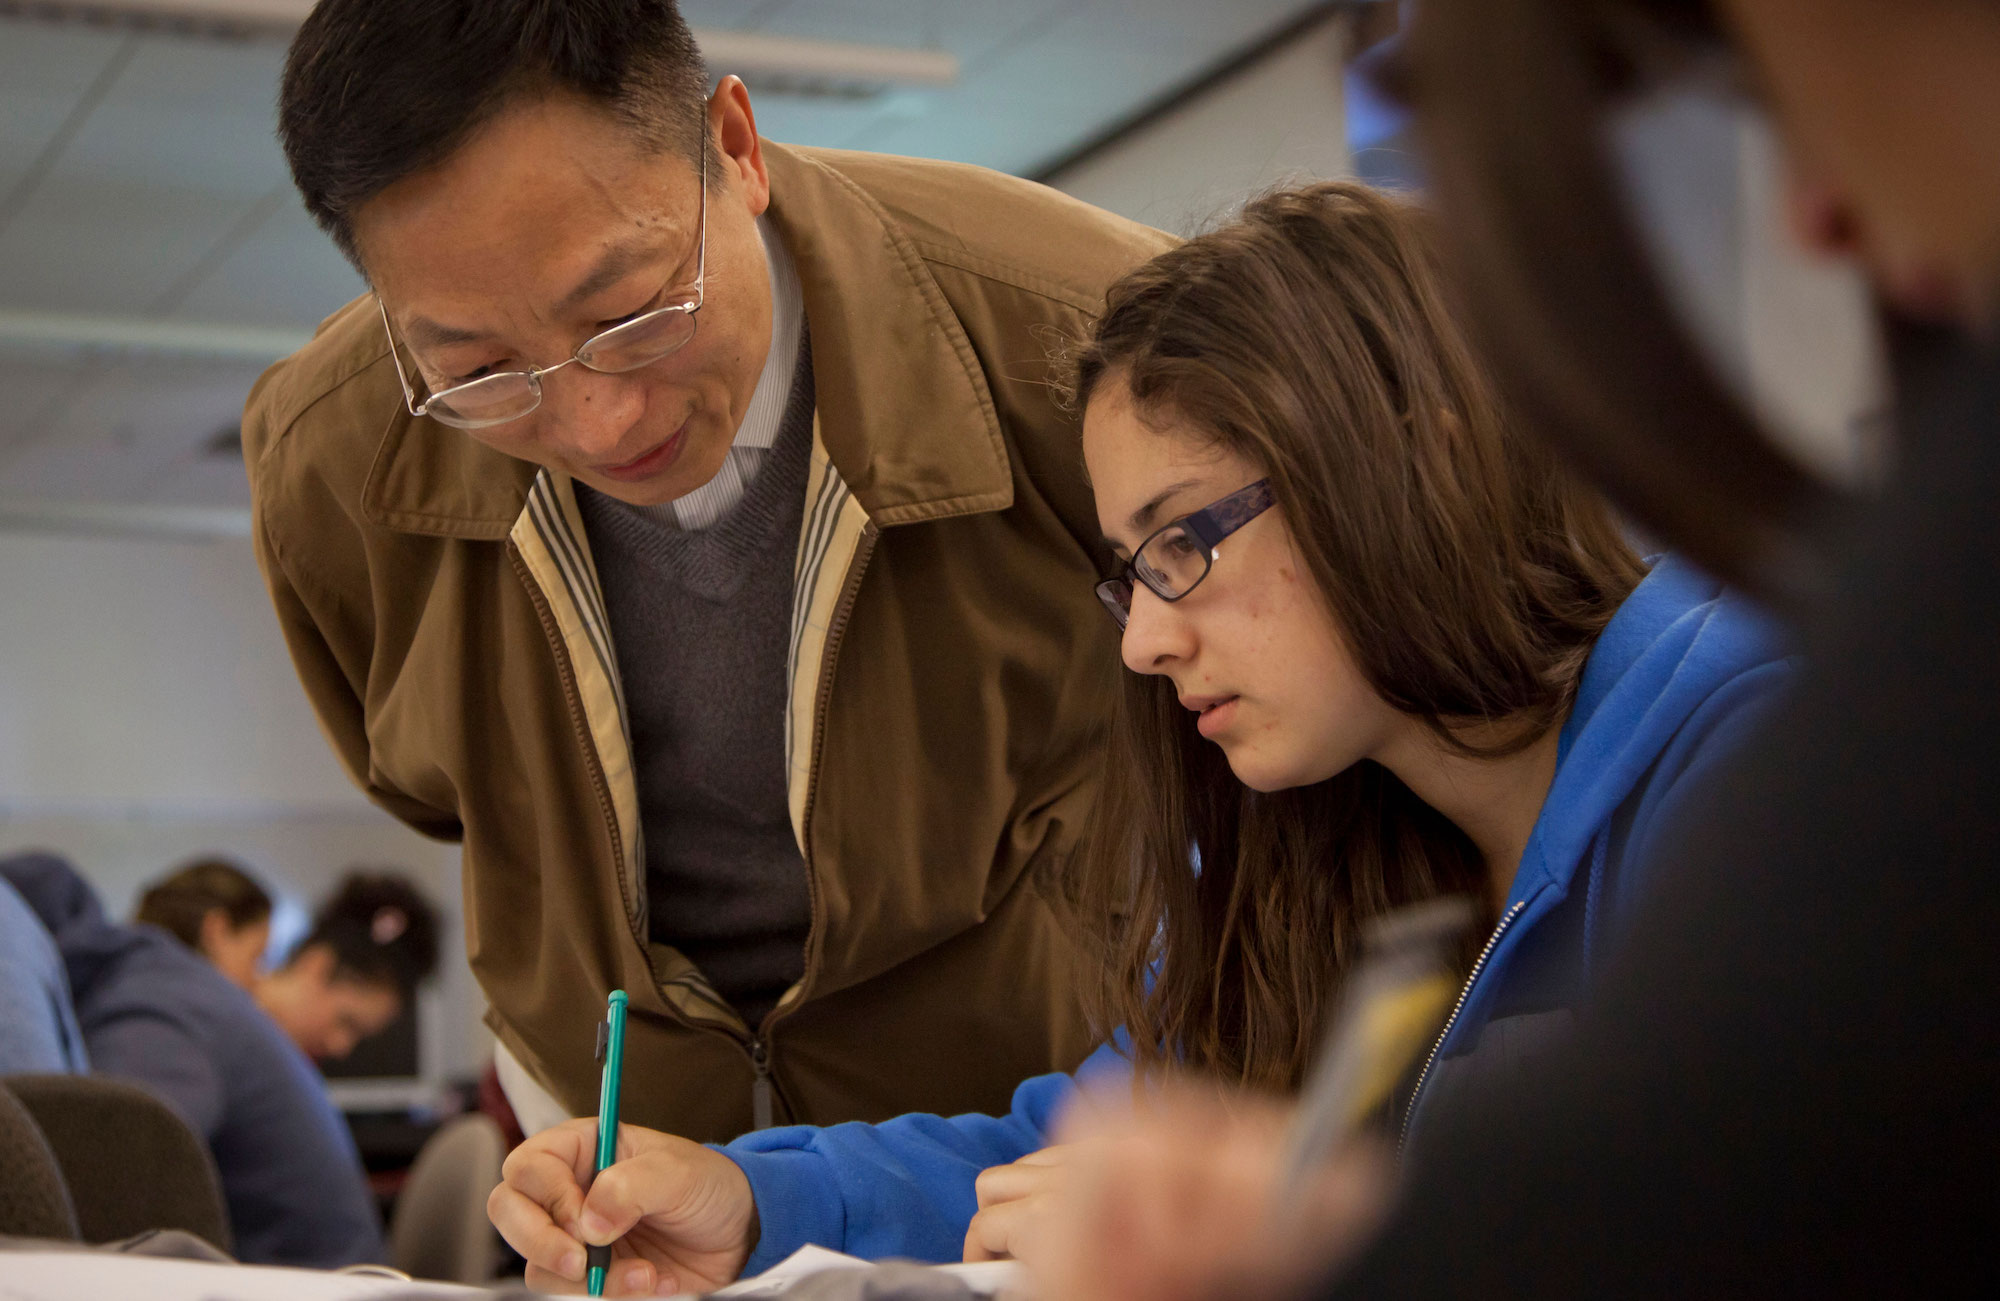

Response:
(1065, 183), (1645, 1092)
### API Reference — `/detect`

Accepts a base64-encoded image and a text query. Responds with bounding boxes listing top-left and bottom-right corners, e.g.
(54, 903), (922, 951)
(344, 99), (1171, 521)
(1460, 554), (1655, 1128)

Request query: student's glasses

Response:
(1094, 480), (1277, 629)
(376, 149), (708, 431)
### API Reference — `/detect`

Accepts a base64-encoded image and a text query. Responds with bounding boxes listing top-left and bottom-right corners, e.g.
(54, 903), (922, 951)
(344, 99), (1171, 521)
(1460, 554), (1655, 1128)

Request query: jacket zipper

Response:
(747, 523), (881, 1129)
(1397, 898), (1529, 1154)
(510, 544), (738, 1047)
(750, 1038), (775, 1131)
(508, 544), (636, 932)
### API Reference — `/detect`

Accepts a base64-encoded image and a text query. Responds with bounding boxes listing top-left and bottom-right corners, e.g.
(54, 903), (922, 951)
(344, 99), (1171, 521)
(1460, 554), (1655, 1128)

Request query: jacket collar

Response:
(361, 141), (1012, 538)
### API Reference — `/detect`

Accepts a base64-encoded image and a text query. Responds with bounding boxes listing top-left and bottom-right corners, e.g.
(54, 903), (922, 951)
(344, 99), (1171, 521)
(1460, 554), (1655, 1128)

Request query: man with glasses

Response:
(246, 0), (1172, 1143)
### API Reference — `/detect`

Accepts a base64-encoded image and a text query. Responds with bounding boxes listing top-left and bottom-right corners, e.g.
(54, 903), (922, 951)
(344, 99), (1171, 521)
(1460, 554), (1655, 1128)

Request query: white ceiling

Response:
(0, 0), (1330, 520)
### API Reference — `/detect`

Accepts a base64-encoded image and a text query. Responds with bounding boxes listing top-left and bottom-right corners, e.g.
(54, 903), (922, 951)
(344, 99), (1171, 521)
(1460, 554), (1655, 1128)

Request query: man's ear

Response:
(710, 75), (770, 216)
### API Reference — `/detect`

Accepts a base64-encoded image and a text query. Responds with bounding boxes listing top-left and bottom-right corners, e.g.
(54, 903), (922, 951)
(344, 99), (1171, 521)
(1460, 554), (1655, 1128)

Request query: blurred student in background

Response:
(485, 183), (1790, 1298)
(0, 873), (88, 1074)
(1027, 2), (2000, 1297)
(256, 872), (440, 1063)
(134, 857), (273, 991)
(0, 852), (438, 1268)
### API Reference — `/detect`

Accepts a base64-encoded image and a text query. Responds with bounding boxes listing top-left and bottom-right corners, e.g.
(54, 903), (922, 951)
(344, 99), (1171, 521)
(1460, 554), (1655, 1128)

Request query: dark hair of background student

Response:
(1064, 183), (1646, 1092)
(134, 857), (273, 949)
(300, 871), (442, 1000)
(279, 0), (713, 266)
(1393, 0), (1846, 598)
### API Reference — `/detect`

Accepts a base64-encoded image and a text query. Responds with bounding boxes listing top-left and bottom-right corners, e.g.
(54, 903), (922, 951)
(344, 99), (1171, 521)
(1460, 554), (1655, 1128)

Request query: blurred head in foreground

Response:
(1400, 0), (2000, 598)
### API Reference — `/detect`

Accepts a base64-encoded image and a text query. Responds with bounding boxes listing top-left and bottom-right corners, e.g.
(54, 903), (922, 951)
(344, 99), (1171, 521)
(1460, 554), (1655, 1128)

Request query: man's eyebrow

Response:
(556, 237), (666, 314)
(404, 315), (490, 349)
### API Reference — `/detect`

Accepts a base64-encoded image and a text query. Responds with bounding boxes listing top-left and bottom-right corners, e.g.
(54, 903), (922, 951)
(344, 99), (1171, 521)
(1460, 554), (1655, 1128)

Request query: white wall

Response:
(0, 530), (488, 1082)
(1044, 13), (1350, 235)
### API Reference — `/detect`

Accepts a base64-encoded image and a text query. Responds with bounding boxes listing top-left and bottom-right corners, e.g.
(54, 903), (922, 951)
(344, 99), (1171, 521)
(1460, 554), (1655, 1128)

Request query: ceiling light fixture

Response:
(0, 0), (960, 87)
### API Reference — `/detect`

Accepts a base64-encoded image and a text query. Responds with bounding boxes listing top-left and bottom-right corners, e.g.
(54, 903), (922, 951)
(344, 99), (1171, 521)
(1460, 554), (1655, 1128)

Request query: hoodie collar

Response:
(360, 141), (1012, 537)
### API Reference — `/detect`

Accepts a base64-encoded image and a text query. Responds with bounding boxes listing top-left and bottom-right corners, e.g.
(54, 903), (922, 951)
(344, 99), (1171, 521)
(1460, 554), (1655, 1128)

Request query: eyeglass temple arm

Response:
(375, 296), (429, 417)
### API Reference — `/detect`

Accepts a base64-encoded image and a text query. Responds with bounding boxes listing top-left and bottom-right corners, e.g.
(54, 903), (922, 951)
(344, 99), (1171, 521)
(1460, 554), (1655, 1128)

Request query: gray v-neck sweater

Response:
(576, 339), (815, 1029)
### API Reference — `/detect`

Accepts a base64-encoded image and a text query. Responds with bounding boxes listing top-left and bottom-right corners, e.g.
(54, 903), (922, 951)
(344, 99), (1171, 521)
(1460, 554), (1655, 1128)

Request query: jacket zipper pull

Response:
(750, 1039), (774, 1131)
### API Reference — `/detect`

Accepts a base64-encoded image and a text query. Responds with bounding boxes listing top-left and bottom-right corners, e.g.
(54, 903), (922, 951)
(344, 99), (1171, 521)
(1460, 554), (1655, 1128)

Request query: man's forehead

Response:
(354, 98), (700, 301)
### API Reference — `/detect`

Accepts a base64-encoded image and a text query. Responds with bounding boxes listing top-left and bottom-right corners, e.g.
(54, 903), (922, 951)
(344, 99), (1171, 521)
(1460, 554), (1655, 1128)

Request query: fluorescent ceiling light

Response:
(0, 308), (310, 362)
(5, 0), (960, 86)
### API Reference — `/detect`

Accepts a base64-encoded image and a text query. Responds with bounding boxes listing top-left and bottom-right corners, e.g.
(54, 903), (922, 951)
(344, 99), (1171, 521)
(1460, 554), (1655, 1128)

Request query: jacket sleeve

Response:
(717, 1042), (1130, 1271)
(246, 431), (462, 842)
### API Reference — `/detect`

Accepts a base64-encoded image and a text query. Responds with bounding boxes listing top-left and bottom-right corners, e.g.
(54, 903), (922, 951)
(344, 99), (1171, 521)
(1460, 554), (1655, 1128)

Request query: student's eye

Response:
(1160, 529), (1201, 558)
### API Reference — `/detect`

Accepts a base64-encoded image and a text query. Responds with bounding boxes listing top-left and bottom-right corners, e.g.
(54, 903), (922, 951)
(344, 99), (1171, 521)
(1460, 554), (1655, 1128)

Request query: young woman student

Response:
(487, 182), (1792, 1298)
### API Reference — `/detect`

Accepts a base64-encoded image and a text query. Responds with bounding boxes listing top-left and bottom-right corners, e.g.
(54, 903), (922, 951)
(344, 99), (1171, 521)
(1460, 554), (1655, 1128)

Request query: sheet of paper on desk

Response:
(701, 1245), (1022, 1297)
(0, 1252), (486, 1301)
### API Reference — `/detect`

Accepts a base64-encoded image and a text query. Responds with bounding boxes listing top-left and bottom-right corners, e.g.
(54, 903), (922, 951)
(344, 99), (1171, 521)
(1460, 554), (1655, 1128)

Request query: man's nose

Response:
(541, 367), (648, 459)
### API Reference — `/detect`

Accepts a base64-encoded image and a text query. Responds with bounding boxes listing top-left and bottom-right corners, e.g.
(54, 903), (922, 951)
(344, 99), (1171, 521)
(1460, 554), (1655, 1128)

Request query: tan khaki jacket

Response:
(243, 142), (1174, 1141)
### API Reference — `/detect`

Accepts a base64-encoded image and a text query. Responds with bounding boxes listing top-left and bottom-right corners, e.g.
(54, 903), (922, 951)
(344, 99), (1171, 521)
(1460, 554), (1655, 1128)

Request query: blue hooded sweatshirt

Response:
(719, 556), (1792, 1270)
(1, 852), (386, 1269)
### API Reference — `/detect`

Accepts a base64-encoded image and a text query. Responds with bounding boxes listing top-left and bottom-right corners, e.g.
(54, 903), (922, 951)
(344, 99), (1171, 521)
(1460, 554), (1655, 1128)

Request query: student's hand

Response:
(487, 1117), (757, 1296)
(1019, 1086), (1391, 1301)
(962, 1142), (1080, 1261)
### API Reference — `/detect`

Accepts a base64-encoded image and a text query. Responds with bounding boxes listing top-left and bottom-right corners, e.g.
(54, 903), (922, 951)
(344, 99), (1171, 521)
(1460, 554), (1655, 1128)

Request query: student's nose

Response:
(541, 367), (649, 462)
(1119, 586), (1196, 677)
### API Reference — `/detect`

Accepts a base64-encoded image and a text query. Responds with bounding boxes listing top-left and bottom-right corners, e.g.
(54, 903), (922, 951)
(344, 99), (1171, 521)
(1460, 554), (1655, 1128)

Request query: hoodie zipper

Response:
(1397, 899), (1529, 1154)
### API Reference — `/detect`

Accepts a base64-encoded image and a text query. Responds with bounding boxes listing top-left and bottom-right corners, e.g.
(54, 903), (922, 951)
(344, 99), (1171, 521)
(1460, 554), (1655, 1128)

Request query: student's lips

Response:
(597, 423), (690, 483)
(1184, 694), (1241, 738)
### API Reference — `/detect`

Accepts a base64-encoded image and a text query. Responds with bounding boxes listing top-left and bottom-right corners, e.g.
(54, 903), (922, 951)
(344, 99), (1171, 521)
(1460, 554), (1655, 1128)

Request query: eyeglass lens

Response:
(1134, 523), (1211, 597)
(424, 306), (699, 429)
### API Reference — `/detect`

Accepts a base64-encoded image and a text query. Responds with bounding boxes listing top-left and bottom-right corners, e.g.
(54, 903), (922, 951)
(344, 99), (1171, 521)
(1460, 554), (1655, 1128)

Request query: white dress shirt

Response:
(638, 213), (805, 532)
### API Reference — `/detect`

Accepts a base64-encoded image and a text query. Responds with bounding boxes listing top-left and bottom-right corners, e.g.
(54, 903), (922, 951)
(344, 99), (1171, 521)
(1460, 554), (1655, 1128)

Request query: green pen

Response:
(586, 989), (629, 1298)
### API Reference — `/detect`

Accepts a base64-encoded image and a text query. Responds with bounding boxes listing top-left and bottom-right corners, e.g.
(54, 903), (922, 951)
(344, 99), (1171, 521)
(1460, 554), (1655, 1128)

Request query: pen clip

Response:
(595, 1019), (609, 1063)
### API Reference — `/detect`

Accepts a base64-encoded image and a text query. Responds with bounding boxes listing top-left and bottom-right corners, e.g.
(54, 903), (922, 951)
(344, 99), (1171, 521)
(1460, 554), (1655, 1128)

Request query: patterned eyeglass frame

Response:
(376, 144), (709, 429)
(1094, 479), (1278, 629)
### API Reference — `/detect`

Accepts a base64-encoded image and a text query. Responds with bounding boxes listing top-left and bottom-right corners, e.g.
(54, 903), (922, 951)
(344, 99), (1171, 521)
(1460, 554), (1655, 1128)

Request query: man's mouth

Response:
(598, 420), (691, 482)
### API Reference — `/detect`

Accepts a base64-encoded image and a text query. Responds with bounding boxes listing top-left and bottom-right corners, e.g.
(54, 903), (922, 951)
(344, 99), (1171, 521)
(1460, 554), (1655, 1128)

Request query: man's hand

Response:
(487, 1117), (758, 1296)
(1019, 1087), (1391, 1301)
(962, 1142), (1080, 1262)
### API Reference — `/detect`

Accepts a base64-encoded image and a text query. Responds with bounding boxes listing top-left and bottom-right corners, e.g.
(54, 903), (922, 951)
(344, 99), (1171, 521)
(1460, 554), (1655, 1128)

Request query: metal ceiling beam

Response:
(3, 1), (961, 86)
(0, 499), (253, 540)
(0, 308), (310, 362)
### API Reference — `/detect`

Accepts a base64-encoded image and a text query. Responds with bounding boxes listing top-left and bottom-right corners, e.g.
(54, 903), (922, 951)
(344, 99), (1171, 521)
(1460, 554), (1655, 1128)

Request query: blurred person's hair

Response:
(1395, 0), (1846, 599)
(134, 857), (273, 950)
(279, 0), (713, 266)
(1063, 183), (1645, 1093)
(296, 871), (441, 1000)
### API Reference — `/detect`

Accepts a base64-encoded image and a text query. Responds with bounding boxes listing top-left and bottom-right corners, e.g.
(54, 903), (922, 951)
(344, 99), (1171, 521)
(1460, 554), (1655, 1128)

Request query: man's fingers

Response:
(502, 1117), (599, 1183)
(579, 1144), (709, 1242)
(491, 1183), (587, 1282)
(502, 1143), (591, 1232)
(522, 1262), (587, 1295)
(523, 1254), (661, 1298)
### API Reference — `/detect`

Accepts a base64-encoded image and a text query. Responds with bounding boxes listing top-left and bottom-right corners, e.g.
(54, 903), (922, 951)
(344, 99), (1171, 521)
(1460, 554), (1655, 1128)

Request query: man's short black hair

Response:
(297, 870), (442, 1000)
(280, 0), (711, 268)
